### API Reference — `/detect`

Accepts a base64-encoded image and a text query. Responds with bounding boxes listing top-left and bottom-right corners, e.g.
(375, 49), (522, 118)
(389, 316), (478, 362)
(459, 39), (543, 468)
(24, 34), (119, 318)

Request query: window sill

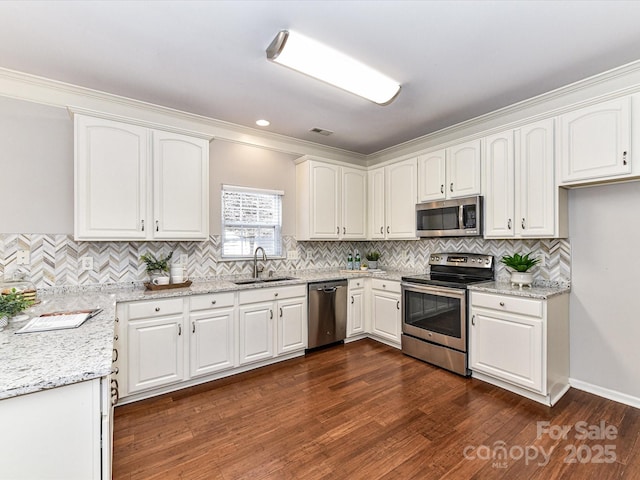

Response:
(219, 256), (286, 263)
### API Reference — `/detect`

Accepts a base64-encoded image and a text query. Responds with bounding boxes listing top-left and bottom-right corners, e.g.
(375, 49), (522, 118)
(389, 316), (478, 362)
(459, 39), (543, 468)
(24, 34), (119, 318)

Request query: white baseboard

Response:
(569, 378), (640, 409)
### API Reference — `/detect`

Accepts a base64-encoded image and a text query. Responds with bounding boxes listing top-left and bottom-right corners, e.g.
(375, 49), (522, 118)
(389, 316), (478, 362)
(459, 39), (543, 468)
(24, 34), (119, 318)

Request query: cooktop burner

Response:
(402, 252), (494, 288)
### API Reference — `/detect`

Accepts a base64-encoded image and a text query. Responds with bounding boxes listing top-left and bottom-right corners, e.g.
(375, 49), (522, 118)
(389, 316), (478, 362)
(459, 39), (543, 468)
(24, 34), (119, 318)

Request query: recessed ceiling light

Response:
(256, 119), (270, 127)
(266, 30), (401, 105)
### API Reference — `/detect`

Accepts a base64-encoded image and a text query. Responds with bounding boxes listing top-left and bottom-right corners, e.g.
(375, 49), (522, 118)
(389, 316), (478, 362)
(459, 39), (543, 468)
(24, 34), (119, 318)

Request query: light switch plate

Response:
(16, 250), (30, 265)
(80, 256), (93, 271)
(180, 254), (188, 265)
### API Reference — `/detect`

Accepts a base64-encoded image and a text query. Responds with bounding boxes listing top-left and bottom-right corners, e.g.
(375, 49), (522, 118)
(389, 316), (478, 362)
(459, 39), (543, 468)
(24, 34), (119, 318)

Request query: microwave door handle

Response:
(458, 205), (464, 229)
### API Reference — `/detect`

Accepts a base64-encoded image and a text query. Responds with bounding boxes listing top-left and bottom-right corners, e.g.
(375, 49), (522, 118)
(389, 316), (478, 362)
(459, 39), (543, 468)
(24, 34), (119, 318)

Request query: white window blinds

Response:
(221, 185), (283, 258)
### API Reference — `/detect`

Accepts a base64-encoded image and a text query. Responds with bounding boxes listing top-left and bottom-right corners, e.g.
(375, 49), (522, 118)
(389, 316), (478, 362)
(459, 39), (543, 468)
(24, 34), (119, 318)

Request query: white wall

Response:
(0, 97), (73, 233)
(569, 181), (640, 402)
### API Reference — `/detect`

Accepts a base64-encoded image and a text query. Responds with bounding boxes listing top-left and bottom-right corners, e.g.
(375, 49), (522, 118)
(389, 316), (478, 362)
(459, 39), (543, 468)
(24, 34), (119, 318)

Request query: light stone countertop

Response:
(468, 281), (570, 299)
(1, 269), (416, 401)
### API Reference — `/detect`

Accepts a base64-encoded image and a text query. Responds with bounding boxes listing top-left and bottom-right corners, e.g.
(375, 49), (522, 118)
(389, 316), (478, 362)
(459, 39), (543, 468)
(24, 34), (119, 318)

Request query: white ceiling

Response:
(2, 0), (640, 155)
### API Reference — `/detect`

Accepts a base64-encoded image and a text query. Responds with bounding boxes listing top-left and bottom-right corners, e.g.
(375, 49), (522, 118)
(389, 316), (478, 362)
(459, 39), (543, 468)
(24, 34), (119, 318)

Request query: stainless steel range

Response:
(401, 253), (494, 376)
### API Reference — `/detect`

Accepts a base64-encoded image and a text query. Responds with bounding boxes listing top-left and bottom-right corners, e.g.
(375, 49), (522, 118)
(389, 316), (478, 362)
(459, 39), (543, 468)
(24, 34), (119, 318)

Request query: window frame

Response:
(220, 184), (285, 260)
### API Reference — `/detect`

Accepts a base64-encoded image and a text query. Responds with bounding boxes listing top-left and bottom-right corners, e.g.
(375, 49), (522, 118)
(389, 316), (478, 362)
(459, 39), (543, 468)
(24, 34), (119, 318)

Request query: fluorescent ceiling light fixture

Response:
(256, 119), (270, 127)
(266, 30), (401, 105)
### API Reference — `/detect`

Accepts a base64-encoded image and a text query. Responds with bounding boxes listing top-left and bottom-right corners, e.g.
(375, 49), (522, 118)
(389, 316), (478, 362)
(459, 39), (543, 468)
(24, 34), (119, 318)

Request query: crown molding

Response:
(0, 67), (367, 166)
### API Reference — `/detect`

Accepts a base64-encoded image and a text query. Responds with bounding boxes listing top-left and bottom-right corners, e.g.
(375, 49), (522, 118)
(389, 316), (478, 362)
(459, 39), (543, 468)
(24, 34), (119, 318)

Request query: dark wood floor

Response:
(113, 339), (640, 479)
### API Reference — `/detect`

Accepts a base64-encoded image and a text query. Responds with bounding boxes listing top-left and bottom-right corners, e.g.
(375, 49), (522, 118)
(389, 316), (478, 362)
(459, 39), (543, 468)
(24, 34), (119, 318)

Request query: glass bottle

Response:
(347, 252), (353, 270)
(354, 251), (361, 270)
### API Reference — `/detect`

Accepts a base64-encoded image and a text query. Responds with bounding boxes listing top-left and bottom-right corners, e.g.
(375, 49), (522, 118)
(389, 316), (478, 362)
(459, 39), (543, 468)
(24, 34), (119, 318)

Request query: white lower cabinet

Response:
(239, 285), (307, 365)
(469, 290), (569, 406)
(0, 377), (110, 479)
(347, 279), (366, 338)
(369, 279), (402, 346)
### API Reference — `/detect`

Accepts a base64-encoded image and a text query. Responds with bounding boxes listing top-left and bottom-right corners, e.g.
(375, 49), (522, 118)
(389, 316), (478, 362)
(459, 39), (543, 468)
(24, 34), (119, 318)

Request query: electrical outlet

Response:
(287, 250), (299, 260)
(180, 254), (188, 266)
(80, 256), (93, 271)
(16, 250), (30, 265)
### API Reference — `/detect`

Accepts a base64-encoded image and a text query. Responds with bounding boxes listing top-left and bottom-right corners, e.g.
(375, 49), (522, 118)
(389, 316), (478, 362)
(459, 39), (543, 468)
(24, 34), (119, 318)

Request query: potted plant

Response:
(0, 288), (34, 329)
(366, 251), (381, 269)
(140, 251), (173, 281)
(500, 252), (540, 288)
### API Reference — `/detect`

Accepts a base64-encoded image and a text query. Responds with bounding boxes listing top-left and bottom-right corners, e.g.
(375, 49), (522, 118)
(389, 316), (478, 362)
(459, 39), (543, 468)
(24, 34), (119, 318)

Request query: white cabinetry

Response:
(368, 158), (417, 239)
(484, 119), (567, 238)
(124, 297), (186, 395)
(238, 285), (307, 365)
(189, 292), (235, 378)
(558, 97), (631, 184)
(418, 140), (481, 202)
(74, 114), (209, 241)
(0, 378), (110, 479)
(369, 279), (401, 347)
(469, 290), (569, 406)
(296, 157), (367, 240)
(347, 278), (366, 338)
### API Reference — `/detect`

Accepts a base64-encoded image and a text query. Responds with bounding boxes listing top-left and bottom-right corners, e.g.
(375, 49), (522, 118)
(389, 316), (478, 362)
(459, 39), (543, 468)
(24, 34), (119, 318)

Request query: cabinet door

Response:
(367, 167), (386, 239)
(559, 97), (631, 183)
(371, 291), (401, 343)
(239, 302), (274, 365)
(470, 310), (544, 393)
(517, 118), (555, 237)
(127, 315), (185, 394)
(153, 130), (209, 240)
(483, 131), (515, 238)
(189, 308), (235, 378)
(385, 158), (417, 239)
(342, 167), (367, 239)
(75, 115), (148, 240)
(309, 161), (341, 239)
(277, 297), (306, 354)
(447, 139), (481, 198)
(348, 287), (365, 336)
(417, 150), (446, 202)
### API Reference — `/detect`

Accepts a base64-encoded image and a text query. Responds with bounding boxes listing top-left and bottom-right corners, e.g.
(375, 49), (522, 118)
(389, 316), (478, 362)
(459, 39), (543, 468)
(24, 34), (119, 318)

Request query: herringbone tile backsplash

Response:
(0, 234), (570, 289)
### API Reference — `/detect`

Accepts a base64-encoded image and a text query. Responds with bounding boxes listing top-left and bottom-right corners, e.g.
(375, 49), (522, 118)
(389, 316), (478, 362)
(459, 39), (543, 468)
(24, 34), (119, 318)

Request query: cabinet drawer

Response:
(190, 292), (235, 311)
(349, 279), (365, 289)
(471, 292), (542, 317)
(371, 278), (401, 294)
(238, 284), (306, 304)
(126, 298), (184, 320)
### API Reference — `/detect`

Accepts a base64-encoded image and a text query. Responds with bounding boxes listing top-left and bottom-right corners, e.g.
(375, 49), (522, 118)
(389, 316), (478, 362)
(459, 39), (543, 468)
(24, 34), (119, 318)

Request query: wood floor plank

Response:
(113, 339), (640, 479)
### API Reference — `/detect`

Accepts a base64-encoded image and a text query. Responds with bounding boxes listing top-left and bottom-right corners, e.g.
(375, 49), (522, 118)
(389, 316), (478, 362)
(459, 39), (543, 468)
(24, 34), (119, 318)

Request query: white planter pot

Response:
(510, 271), (533, 289)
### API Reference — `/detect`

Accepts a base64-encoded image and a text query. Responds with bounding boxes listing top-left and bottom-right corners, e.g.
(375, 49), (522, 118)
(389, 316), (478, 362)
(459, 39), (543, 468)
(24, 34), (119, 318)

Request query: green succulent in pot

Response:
(500, 252), (540, 272)
(140, 251), (174, 274)
(0, 288), (34, 320)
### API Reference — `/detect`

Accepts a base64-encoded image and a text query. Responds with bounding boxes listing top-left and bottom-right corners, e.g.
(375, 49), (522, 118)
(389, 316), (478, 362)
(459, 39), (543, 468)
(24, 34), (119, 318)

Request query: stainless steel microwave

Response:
(416, 195), (482, 237)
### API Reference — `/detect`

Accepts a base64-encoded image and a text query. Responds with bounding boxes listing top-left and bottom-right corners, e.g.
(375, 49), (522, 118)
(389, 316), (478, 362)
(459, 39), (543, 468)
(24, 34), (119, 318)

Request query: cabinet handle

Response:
(192, 321), (195, 333)
(337, 226), (340, 234)
(270, 309), (273, 320)
(471, 315), (475, 326)
(450, 182), (454, 192)
(279, 307), (283, 317)
(343, 227), (346, 234)
(440, 184), (444, 194)
(112, 348), (118, 363)
(396, 300), (400, 310)
(112, 366), (119, 375)
(507, 218), (512, 230)
(623, 151), (628, 165)
(114, 334), (118, 341)
(211, 300), (217, 305)
(111, 379), (119, 406)
(521, 218), (526, 230)
(141, 219), (145, 232)
(178, 324), (182, 335)
(155, 307), (160, 312)
(156, 220), (159, 232)
(387, 226), (390, 234)
(351, 295), (354, 304)
(499, 301), (505, 307)
(380, 226), (383, 234)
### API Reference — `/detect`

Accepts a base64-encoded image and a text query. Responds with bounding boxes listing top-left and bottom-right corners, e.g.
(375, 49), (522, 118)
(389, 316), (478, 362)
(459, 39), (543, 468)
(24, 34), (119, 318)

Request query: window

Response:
(221, 185), (283, 258)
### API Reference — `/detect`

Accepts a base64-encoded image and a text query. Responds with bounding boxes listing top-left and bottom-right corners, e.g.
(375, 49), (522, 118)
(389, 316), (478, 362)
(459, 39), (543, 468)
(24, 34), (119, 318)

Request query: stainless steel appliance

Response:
(307, 279), (347, 349)
(401, 253), (494, 375)
(416, 195), (482, 237)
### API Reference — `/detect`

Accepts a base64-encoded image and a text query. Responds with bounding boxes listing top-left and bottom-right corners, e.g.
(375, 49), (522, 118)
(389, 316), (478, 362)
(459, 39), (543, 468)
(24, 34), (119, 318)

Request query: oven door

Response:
(401, 283), (467, 352)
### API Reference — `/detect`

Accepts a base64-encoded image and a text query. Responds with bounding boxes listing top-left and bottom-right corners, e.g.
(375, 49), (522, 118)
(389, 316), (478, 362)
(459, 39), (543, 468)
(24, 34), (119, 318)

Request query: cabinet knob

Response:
(114, 334), (118, 341)
(112, 366), (119, 375)
(499, 301), (505, 307)
(382, 284), (386, 288)
(155, 307), (160, 312)
(211, 300), (217, 305)
(440, 184), (444, 194)
(623, 151), (628, 165)
(521, 218), (526, 230)
(274, 292), (278, 297)
(450, 182), (454, 192)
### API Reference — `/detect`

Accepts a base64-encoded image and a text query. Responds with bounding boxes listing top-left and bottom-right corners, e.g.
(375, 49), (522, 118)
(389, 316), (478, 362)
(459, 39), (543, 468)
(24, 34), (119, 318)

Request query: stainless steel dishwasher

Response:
(307, 279), (347, 349)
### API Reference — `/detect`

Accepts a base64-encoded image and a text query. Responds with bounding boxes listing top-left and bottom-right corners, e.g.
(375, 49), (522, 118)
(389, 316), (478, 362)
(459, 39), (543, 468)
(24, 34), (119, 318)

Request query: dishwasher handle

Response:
(319, 286), (339, 293)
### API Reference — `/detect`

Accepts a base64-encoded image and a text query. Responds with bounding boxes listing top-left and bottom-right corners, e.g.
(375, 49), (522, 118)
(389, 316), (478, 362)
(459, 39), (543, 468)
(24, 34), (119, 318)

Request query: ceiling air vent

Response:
(309, 127), (334, 136)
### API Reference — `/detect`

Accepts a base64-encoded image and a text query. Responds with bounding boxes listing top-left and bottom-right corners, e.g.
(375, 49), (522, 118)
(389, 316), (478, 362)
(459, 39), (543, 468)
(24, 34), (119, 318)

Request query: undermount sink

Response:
(234, 276), (297, 285)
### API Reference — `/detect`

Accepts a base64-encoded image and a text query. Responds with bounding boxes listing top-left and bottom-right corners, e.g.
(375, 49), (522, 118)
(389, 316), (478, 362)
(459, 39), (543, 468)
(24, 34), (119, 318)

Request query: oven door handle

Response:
(401, 283), (467, 298)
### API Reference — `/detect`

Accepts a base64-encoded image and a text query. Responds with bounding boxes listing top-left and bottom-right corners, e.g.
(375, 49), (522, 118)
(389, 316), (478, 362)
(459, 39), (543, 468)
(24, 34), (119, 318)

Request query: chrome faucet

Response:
(253, 246), (267, 279)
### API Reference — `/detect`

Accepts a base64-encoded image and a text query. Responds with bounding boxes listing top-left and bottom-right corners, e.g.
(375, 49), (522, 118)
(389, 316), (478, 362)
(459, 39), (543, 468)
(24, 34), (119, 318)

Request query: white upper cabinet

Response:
(484, 119), (566, 238)
(558, 97), (631, 184)
(74, 114), (210, 241)
(418, 141), (481, 202)
(368, 158), (417, 240)
(296, 157), (366, 240)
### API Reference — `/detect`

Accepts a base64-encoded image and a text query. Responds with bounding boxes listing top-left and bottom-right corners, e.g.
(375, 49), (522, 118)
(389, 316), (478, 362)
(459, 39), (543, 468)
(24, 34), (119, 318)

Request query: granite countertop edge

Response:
(467, 281), (571, 299)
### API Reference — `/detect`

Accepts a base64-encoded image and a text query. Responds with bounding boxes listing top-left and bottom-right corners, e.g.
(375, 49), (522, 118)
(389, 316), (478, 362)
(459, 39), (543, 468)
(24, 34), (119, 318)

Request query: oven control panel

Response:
(429, 253), (493, 268)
